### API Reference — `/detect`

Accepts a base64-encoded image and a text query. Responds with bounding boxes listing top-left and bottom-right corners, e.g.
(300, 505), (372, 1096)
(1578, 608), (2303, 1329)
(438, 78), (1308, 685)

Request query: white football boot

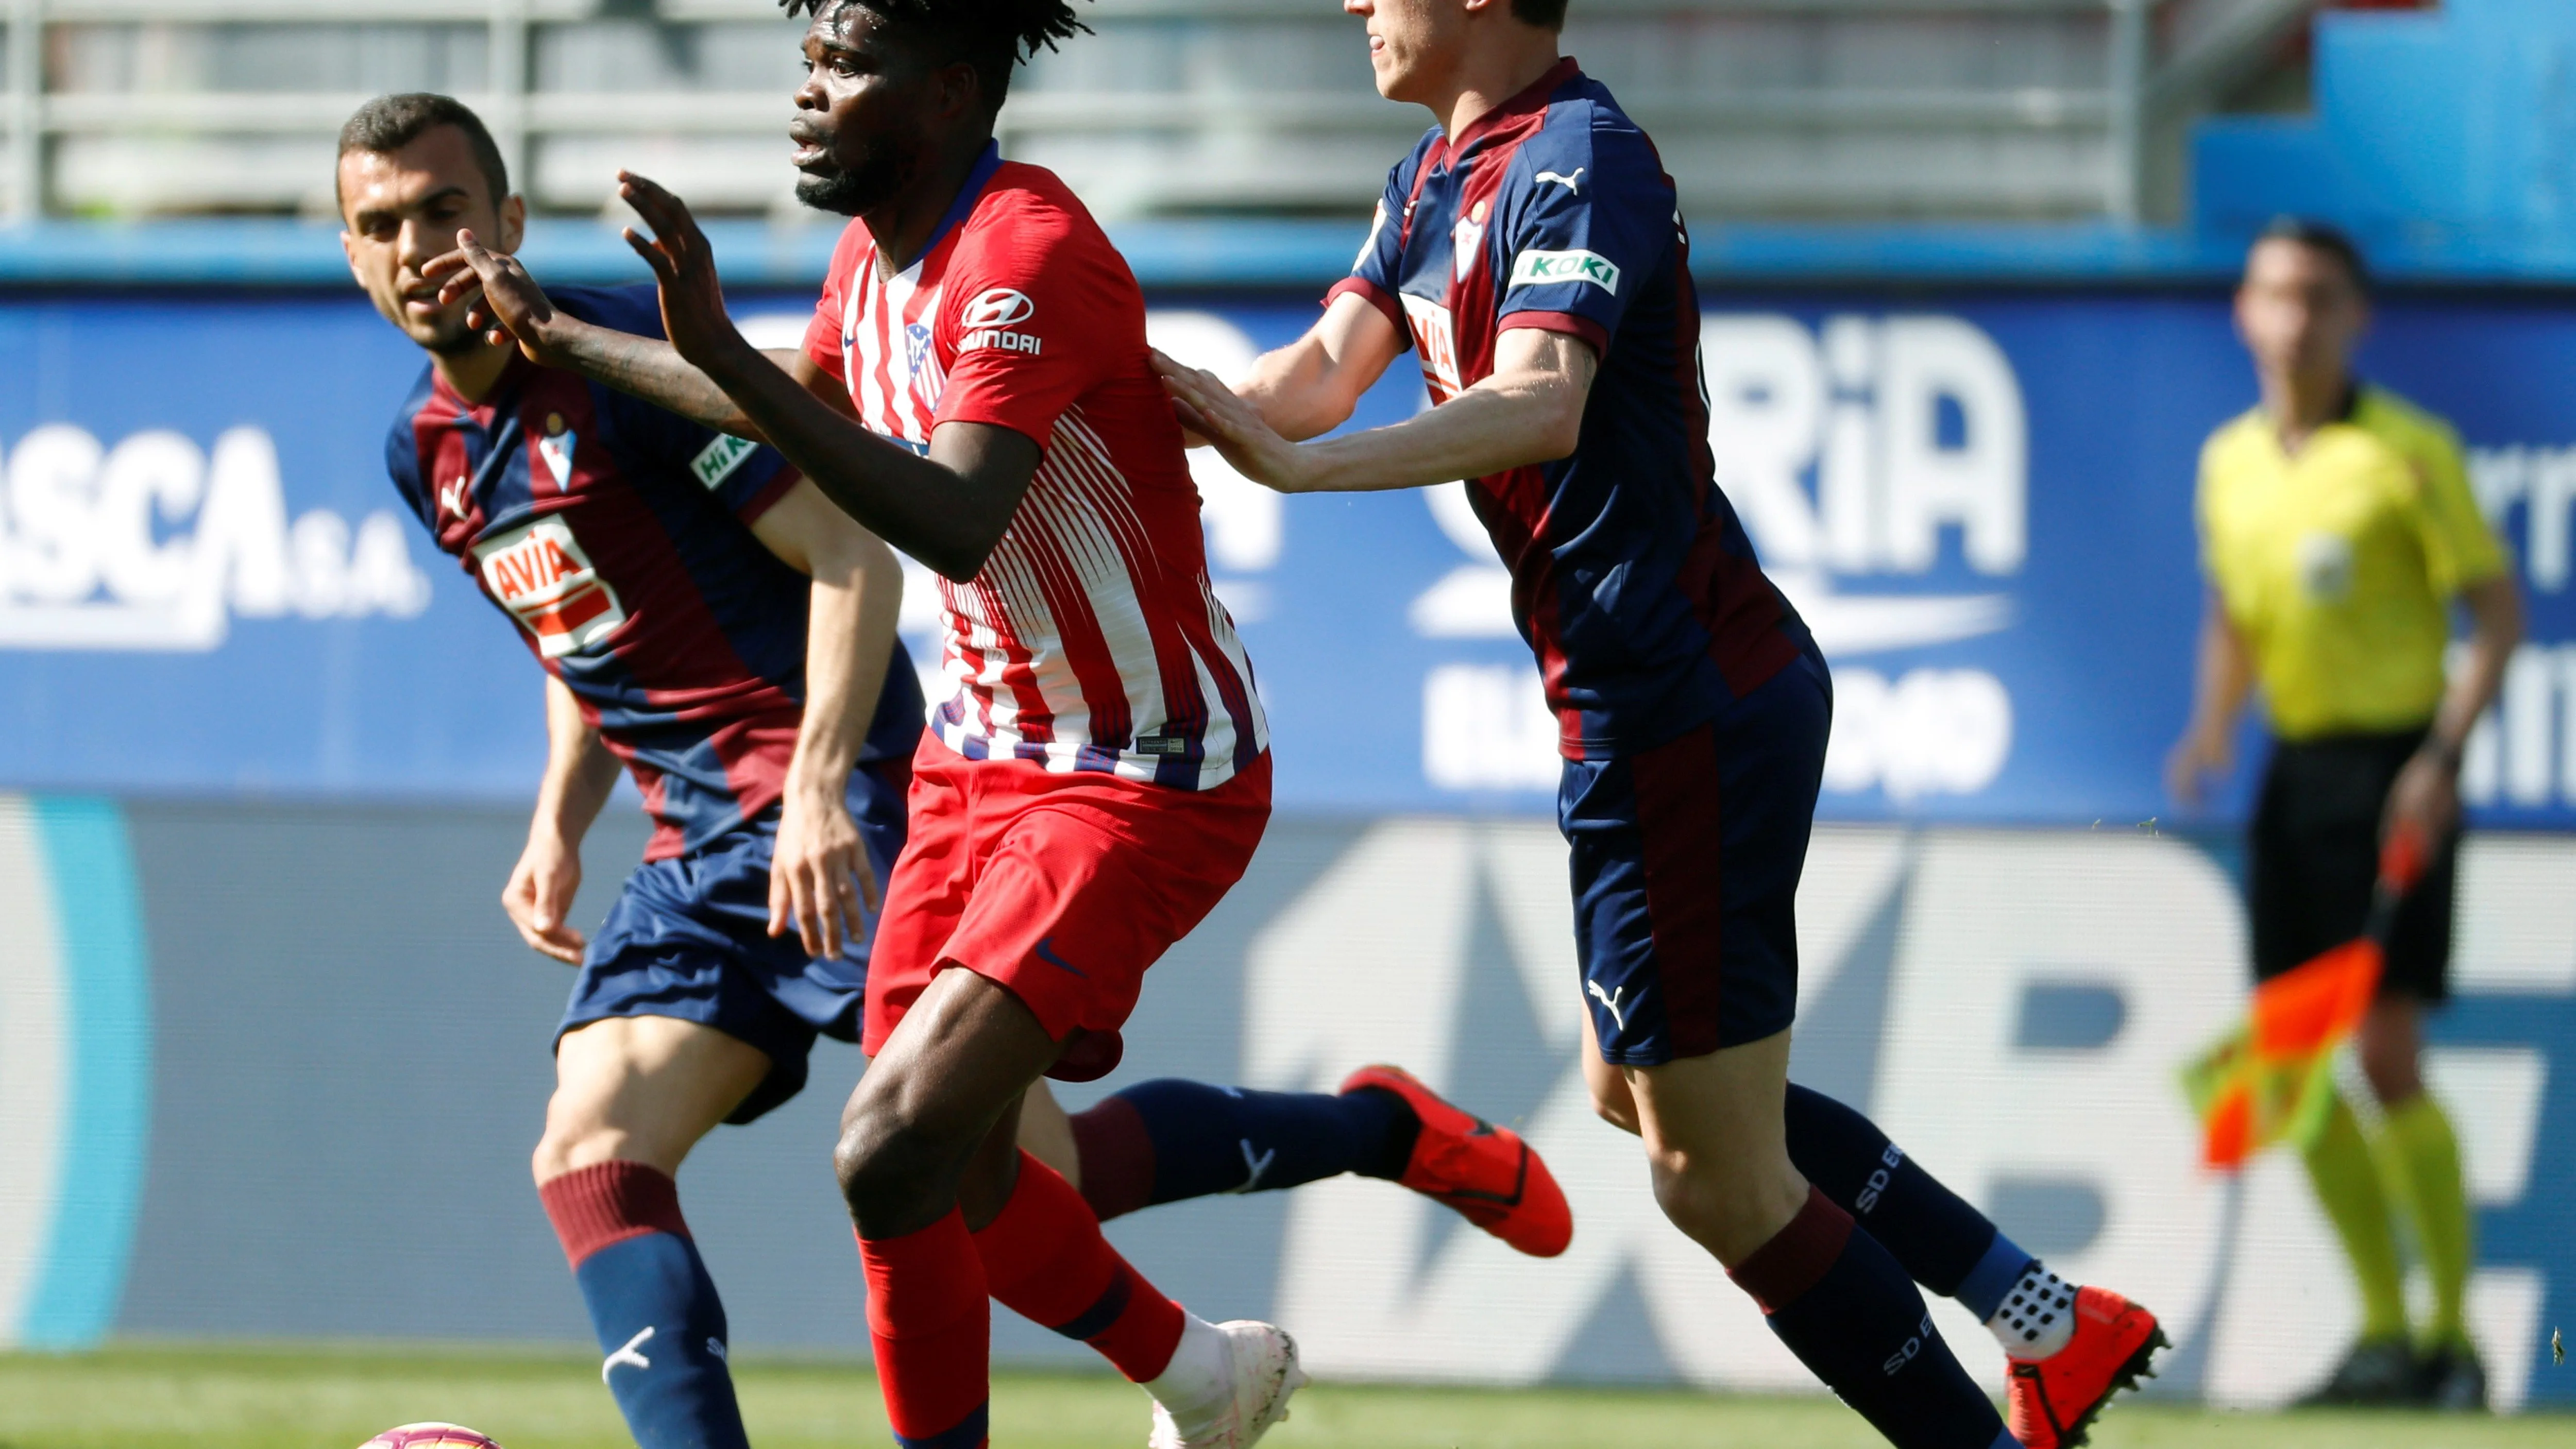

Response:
(1145, 1318), (1307, 1449)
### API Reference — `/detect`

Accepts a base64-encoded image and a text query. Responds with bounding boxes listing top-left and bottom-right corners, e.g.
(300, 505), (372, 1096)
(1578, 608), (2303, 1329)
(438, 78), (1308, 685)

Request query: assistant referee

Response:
(2168, 218), (2524, 1410)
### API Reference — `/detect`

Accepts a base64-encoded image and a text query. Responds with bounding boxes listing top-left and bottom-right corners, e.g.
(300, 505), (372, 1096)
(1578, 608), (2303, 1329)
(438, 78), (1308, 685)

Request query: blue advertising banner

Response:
(2, 287), (2570, 824)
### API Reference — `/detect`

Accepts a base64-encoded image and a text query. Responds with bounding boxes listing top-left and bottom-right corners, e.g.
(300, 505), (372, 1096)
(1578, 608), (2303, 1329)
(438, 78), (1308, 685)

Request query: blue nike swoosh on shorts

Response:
(1033, 936), (1087, 977)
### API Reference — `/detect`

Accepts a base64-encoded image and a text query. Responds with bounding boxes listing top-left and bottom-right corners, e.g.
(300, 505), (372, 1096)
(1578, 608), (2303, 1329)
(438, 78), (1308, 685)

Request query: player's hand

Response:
(616, 172), (755, 373)
(1150, 349), (1318, 493)
(503, 831), (589, 965)
(771, 782), (878, 961)
(2384, 746), (2461, 849)
(2163, 723), (2232, 807)
(431, 229), (571, 364)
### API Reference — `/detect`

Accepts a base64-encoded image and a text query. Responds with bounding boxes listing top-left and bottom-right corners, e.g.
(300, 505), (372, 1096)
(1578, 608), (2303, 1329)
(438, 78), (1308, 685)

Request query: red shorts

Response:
(861, 736), (1273, 1079)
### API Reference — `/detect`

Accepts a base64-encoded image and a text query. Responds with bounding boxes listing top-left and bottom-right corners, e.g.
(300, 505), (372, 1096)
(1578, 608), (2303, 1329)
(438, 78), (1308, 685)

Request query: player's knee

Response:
(834, 1109), (959, 1234)
(1587, 1079), (1641, 1135)
(1643, 1140), (1800, 1265)
(1643, 1144), (1721, 1229)
(532, 1103), (619, 1186)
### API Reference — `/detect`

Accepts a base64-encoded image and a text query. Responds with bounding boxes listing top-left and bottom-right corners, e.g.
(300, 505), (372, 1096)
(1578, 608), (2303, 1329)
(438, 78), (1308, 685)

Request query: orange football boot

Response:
(2005, 1286), (2167, 1449)
(1338, 1065), (1571, 1257)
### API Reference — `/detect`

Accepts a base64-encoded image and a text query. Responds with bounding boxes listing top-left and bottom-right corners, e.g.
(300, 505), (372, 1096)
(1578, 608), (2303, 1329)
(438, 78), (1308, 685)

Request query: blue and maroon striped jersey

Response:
(1331, 58), (1812, 758)
(384, 284), (923, 860)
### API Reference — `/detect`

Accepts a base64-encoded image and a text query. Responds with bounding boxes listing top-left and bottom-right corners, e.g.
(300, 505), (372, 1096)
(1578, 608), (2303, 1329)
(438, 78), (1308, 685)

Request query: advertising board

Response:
(4, 287), (2571, 825)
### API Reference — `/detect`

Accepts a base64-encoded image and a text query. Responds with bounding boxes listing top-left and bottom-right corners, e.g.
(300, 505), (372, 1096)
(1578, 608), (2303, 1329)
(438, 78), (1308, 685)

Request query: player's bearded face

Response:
(790, 9), (936, 217)
(337, 136), (513, 357)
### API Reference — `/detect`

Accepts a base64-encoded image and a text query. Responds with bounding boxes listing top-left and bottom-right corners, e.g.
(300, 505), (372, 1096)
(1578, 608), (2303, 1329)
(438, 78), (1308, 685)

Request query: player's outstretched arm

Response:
(748, 481), (903, 960)
(617, 172), (1039, 581)
(1156, 326), (1595, 496)
(503, 674), (623, 964)
(429, 227), (841, 440)
(1227, 291), (1408, 442)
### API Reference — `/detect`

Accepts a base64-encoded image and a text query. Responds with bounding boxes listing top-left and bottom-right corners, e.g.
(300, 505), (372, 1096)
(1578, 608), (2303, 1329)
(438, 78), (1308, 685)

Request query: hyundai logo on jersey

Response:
(962, 287), (1035, 329)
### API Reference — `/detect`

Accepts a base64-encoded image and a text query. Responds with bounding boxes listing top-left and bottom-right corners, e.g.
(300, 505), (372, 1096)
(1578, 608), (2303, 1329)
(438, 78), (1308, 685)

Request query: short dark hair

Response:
(782, 0), (1088, 111)
(2253, 215), (2370, 296)
(336, 93), (510, 211)
(1512, 0), (1568, 28)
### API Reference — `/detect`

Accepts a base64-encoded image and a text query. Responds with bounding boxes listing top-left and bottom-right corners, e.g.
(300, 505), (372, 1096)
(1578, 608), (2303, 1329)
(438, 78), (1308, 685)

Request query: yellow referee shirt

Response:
(2197, 386), (2510, 742)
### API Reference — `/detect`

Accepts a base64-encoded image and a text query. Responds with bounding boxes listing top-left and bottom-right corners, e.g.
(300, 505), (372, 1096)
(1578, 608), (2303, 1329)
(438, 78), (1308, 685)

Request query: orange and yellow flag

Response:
(2180, 825), (2427, 1170)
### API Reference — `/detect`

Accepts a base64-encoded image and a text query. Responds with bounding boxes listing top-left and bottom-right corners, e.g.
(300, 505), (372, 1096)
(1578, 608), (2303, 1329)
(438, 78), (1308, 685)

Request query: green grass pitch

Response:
(2, 1344), (2566, 1448)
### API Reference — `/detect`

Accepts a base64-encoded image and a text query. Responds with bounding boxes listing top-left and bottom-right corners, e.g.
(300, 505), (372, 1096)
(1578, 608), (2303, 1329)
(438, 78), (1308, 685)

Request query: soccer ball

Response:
(359, 1426), (504, 1449)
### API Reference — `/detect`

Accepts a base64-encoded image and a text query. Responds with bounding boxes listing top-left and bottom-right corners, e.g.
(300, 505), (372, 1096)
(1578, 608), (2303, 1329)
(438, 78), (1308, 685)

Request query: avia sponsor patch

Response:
(689, 432), (759, 492)
(1507, 248), (1620, 295)
(472, 516), (624, 658)
(958, 286), (1042, 356)
(1401, 293), (1464, 401)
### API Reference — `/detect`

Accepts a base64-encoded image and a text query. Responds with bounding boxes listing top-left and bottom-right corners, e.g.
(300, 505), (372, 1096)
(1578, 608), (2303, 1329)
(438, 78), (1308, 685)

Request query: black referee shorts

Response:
(2248, 727), (2459, 1001)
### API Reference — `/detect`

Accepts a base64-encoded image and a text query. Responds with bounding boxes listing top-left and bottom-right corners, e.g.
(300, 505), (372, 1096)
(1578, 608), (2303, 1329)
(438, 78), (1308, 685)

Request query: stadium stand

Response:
(1, 0), (2375, 226)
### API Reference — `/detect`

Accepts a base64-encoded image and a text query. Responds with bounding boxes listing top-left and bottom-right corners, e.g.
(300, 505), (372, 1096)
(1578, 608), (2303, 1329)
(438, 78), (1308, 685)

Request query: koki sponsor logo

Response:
(0, 422), (430, 651)
(1506, 248), (1619, 295)
(958, 287), (1041, 356)
(472, 516), (624, 658)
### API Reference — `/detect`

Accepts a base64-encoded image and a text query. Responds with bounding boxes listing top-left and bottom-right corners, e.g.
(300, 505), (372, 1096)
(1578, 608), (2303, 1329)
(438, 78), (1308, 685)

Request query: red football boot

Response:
(2005, 1286), (2167, 1449)
(1338, 1064), (1571, 1258)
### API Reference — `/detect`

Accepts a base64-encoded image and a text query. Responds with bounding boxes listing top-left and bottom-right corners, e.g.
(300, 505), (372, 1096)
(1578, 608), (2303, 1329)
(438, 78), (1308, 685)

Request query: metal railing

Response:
(0, 0), (2323, 224)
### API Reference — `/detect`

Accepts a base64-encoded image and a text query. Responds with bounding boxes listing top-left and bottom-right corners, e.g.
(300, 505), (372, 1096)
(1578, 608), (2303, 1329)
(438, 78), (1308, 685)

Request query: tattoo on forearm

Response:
(572, 330), (742, 432)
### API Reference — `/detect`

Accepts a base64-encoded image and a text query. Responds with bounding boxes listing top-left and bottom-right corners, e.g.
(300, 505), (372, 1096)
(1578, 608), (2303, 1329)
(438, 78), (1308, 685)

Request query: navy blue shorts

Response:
(560, 759), (911, 1125)
(1562, 645), (1830, 1066)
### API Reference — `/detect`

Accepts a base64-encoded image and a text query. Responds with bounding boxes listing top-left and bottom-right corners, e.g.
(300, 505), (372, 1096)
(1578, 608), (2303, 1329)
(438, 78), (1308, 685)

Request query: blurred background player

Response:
(2168, 217), (2524, 1411)
(1150, 0), (2162, 1444)
(350, 84), (1564, 1449)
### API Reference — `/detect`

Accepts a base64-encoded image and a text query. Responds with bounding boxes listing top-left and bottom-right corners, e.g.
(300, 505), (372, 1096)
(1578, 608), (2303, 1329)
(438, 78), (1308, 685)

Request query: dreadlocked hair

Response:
(781, 0), (1088, 110)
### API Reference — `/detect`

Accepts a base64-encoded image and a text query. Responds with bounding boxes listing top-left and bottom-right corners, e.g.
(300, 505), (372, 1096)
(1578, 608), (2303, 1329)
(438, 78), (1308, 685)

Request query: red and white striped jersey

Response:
(803, 145), (1267, 790)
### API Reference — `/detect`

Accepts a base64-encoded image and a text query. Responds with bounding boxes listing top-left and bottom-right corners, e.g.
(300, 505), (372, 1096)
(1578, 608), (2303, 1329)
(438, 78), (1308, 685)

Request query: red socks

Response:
(974, 1151), (1185, 1382)
(859, 1212), (991, 1449)
(538, 1161), (692, 1268)
(853, 1151), (1184, 1449)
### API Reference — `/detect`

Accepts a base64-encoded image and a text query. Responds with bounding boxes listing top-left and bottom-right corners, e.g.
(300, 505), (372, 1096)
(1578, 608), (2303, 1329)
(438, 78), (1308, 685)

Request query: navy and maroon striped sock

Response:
(538, 1161), (750, 1449)
(1067, 1080), (1414, 1222)
(1730, 1186), (2012, 1449)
